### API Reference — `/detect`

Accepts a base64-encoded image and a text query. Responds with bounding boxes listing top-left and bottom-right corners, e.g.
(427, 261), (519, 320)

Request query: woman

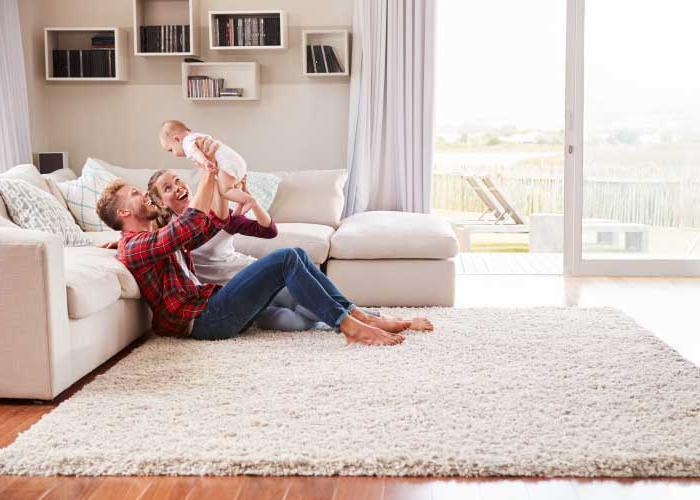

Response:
(147, 169), (433, 336)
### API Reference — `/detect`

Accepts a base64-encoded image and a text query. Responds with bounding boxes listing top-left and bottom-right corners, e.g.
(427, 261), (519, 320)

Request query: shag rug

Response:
(2, 307), (700, 477)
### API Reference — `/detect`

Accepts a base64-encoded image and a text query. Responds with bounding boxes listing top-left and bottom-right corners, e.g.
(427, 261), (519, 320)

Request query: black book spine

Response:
(52, 50), (66, 77)
(306, 45), (314, 73)
(185, 25), (190, 51)
(313, 45), (327, 72)
(80, 50), (87, 77)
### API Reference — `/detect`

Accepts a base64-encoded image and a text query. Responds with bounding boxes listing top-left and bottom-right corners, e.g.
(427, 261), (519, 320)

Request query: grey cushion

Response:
(0, 179), (91, 247)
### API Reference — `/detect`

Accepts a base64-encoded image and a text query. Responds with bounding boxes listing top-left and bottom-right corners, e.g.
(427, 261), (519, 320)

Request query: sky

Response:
(434, 0), (700, 133)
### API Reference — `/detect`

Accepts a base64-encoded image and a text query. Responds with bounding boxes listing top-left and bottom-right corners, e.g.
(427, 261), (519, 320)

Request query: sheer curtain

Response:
(0, 0), (32, 172)
(344, 0), (436, 215)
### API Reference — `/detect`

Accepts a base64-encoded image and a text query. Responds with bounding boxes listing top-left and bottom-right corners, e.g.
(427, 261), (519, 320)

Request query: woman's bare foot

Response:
(340, 315), (404, 346)
(350, 309), (411, 333)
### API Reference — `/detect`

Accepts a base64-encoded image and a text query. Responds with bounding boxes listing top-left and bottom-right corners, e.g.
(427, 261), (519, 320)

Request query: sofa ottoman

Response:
(326, 211), (459, 307)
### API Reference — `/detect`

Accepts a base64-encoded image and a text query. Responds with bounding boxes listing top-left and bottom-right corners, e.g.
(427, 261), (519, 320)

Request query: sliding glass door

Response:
(564, 0), (700, 275)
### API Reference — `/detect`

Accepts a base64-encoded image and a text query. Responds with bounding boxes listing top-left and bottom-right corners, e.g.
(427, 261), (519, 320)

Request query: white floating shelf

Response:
(302, 29), (350, 77)
(182, 62), (260, 101)
(44, 27), (128, 81)
(209, 10), (287, 50)
(133, 0), (199, 56)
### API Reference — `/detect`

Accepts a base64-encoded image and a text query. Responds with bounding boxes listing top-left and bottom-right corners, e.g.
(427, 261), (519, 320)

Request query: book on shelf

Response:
(305, 45), (314, 74)
(312, 45), (327, 73)
(91, 32), (114, 48)
(187, 76), (226, 99)
(52, 48), (115, 78)
(214, 14), (281, 47)
(139, 25), (190, 53)
(307, 45), (344, 74)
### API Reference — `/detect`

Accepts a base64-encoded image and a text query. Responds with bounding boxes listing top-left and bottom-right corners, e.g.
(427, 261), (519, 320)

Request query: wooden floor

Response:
(2, 275), (700, 499)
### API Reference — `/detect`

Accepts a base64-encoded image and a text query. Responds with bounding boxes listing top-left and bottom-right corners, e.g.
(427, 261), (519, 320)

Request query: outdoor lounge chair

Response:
(465, 175), (505, 222)
(480, 175), (527, 225)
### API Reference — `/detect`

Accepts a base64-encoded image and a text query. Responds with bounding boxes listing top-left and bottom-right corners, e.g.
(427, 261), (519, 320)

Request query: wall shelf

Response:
(208, 10), (287, 50)
(302, 29), (349, 77)
(44, 27), (128, 81)
(182, 62), (260, 101)
(133, 0), (199, 56)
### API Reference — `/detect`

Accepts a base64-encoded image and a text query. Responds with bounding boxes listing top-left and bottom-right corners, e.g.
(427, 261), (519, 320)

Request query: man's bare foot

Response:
(407, 317), (433, 332)
(340, 315), (404, 346)
(352, 308), (433, 332)
(350, 309), (411, 333)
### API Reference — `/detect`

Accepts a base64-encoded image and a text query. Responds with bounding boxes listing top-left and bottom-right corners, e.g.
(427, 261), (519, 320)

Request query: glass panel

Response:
(582, 0), (700, 259)
(433, 0), (566, 274)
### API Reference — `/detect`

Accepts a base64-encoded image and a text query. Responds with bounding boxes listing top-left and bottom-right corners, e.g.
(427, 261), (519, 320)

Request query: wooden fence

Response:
(432, 173), (700, 228)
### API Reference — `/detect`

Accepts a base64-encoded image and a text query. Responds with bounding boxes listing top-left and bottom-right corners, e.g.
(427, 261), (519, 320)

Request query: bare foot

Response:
(369, 311), (434, 333)
(350, 309), (411, 333)
(340, 316), (405, 346)
(407, 317), (433, 332)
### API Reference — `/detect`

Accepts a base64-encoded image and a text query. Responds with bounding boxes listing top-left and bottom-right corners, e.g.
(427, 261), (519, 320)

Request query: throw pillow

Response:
(0, 179), (92, 247)
(245, 171), (281, 212)
(56, 159), (118, 231)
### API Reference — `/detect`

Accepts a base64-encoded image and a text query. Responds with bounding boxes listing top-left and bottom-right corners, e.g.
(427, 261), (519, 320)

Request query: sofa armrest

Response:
(0, 228), (71, 399)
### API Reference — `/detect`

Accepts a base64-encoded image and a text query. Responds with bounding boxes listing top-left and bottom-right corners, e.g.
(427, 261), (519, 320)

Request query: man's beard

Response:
(138, 201), (160, 220)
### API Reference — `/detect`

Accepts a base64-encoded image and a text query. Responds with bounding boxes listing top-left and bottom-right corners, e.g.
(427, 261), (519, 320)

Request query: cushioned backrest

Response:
(268, 169), (347, 228)
(91, 157), (348, 228)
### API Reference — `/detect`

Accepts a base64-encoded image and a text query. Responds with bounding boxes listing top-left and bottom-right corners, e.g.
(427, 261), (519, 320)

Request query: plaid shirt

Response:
(118, 208), (227, 337)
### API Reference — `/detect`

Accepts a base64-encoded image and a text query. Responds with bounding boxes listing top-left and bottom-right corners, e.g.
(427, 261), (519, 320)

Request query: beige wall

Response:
(18, 0), (353, 173)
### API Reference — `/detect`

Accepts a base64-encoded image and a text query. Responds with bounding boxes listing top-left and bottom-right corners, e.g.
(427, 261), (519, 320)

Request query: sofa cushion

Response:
(64, 246), (141, 318)
(83, 230), (121, 247)
(268, 169), (347, 228)
(0, 164), (51, 193)
(232, 223), (334, 264)
(0, 179), (92, 247)
(330, 211), (459, 259)
(43, 168), (78, 211)
(0, 164), (52, 219)
(56, 160), (119, 231)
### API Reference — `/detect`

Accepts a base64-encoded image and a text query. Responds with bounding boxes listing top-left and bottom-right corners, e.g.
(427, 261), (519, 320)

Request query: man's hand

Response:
(195, 137), (219, 161)
(98, 241), (119, 249)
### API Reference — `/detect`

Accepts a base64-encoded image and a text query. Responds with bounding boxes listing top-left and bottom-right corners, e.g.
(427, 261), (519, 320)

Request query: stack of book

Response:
(52, 49), (116, 78)
(213, 14), (281, 47)
(306, 45), (343, 74)
(187, 76), (226, 98)
(140, 25), (190, 53)
(91, 32), (114, 48)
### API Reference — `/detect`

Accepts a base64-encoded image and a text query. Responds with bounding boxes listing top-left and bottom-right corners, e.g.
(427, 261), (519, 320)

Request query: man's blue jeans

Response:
(191, 247), (355, 340)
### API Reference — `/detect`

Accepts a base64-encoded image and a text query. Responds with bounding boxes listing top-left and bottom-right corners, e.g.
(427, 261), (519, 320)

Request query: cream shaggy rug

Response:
(2, 307), (700, 477)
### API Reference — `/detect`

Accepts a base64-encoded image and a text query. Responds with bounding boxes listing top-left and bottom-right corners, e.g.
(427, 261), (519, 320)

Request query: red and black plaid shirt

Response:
(118, 208), (227, 337)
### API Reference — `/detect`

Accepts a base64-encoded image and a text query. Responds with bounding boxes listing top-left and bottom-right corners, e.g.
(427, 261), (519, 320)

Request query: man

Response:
(95, 163), (423, 345)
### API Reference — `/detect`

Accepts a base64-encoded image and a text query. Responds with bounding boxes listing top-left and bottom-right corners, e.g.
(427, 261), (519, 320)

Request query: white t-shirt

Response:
(182, 132), (248, 180)
(191, 231), (256, 286)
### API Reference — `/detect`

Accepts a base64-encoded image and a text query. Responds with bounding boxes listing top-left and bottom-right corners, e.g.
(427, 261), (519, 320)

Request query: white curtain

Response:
(344, 0), (436, 215)
(0, 0), (32, 172)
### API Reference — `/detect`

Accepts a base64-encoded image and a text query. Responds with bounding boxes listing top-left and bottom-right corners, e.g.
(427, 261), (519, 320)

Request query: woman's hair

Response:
(147, 169), (175, 228)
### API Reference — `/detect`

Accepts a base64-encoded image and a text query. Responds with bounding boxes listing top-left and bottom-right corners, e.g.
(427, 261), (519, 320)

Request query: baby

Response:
(159, 120), (254, 213)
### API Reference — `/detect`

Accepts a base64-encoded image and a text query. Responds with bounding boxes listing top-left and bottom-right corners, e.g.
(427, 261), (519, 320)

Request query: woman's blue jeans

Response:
(191, 247), (355, 340)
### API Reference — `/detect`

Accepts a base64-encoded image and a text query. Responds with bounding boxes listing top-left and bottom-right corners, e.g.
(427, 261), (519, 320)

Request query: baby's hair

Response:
(159, 120), (190, 142)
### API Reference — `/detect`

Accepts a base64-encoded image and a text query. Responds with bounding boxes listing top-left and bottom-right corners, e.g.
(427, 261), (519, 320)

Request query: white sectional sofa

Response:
(0, 163), (457, 400)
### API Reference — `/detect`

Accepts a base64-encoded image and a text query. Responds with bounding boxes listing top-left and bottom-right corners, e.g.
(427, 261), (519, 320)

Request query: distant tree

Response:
(486, 136), (501, 146)
(459, 132), (469, 144)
